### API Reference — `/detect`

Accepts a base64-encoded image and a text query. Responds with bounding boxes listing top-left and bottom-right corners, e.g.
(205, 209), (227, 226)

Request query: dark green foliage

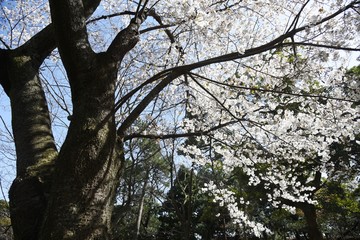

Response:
(317, 181), (360, 239)
(156, 166), (237, 240)
(156, 166), (197, 240)
(110, 132), (169, 240)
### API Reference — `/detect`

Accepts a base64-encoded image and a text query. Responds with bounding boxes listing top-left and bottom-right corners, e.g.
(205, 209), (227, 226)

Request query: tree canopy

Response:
(0, 0), (359, 239)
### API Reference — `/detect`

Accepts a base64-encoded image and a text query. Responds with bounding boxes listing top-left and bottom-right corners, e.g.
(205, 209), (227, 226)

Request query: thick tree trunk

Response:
(39, 58), (122, 239)
(1, 0), (140, 238)
(4, 51), (58, 240)
(36, 0), (131, 236)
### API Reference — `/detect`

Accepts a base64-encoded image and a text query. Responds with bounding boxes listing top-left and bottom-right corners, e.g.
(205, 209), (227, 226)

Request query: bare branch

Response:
(117, 70), (184, 136)
(48, 0), (99, 70)
(86, 11), (135, 24)
(147, 9), (177, 44)
(286, 0), (311, 33)
(283, 42), (360, 52)
(139, 24), (176, 35)
(191, 72), (359, 104)
(124, 120), (237, 141)
(0, 37), (10, 50)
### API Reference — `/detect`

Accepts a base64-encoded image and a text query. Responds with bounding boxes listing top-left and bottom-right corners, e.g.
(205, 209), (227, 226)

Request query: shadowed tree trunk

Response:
(0, 0), (129, 238)
(39, 56), (122, 239)
(4, 39), (58, 240)
(281, 171), (324, 240)
(38, 0), (141, 238)
(301, 203), (324, 240)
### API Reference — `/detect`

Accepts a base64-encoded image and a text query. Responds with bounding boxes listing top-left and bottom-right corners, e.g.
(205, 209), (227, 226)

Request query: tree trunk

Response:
(301, 204), (324, 240)
(39, 58), (122, 239)
(184, 168), (194, 240)
(281, 197), (323, 240)
(135, 175), (149, 240)
(36, 0), (140, 236)
(5, 51), (58, 240)
(2, 0), (139, 238)
(0, 2), (104, 238)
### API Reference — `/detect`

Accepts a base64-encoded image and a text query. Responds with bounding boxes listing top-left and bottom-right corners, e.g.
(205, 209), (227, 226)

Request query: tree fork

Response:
(1, 1), (103, 238)
(39, 60), (122, 239)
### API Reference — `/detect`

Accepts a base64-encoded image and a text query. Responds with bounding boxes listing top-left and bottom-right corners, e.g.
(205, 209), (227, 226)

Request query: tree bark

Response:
(4, 50), (58, 240)
(281, 171), (323, 240)
(1, 1), (103, 238)
(37, 0), (141, 237)
(135, 174), (149, 240)
(282, 198), (323, 240)
(39, 59), (123, 239)
(302, 204), (324, 240)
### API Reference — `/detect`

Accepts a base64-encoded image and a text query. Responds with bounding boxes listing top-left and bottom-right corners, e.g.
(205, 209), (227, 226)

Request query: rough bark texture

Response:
(4, 50), (58, 240)
(0, 1), (107, 239)
(39, 56), (122, 239)
(2, 0), (139, 238)
(7, 52), (57, 176)
(37, 0), (134, 236)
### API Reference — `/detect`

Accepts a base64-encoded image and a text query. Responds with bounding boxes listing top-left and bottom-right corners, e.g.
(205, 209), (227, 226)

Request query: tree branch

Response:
(117, 70), (185, 136)
(18, 0), (102, 67)
(0, 37), (11, 50)
(124, 120), (237, 141)
(48, 0), (97, 73)
(283, 42), (360, 52)
(139, 24), (176, 35)
(87, 11), (135, 24)
(286, 0), (311, 33)
(147, 8), (177, 44)
(191, 72), (359, 103)
(106, 19), (141, 62)
(115, 1), (358, 136)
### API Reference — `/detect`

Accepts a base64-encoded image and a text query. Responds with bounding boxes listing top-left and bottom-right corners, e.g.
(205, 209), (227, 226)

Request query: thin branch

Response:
(139, 24), (175, 35)
(114, 68), (172, 112)
(147, 8), (177, 44)
(0, 178), (10, 204)
(0, 37), (10, 50)
(117, 70), (184, 136)
(286, 0), (311, 33)
(283, 42), (360, 52)
(139, 0), (150, 19)
(134, 0), (143, 20)
(188, 73), (294, 148)
(191, 72), (358, 103)
(124, 120), (237, 141)
(188, 73), (276, 151)
(86, 11), (135, 24)
(0, 116), (13, 141)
